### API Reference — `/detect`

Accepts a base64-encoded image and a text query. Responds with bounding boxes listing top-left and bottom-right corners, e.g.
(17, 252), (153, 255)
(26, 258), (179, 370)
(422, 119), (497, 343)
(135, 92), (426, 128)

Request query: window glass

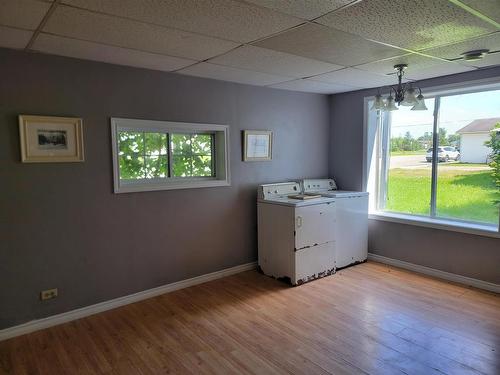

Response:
(171, 133), (214, 177)
(436, 90), (500, 225)
(118, 131), (168, 179)
(368, 86), (500, 230)
(383, 99), (435, 216)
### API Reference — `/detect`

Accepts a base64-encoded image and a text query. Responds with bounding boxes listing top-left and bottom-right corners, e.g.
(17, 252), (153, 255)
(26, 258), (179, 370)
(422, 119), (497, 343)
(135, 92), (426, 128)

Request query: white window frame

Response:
(111, 118), (230, 193)
(364, 78), (500, 238)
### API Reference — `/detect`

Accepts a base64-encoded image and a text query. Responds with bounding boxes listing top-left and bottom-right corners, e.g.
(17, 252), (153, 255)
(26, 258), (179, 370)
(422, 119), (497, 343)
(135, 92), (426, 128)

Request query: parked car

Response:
(426, 146), (460, 162)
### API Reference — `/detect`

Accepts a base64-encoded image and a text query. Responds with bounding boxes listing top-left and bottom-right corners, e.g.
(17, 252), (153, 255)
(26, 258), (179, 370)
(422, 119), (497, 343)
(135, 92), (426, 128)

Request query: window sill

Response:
(115, 179), (231, 194)
(369, 211), (499, 239)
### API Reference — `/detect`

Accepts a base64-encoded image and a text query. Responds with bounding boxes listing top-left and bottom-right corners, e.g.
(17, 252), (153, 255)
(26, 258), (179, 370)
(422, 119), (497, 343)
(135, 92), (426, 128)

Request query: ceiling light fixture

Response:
(461, 49), (489, 61)
(370, 64), (427, 112)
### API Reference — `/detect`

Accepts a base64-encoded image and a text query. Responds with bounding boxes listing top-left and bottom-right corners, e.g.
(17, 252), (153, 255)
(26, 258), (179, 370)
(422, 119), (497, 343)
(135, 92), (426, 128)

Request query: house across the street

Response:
(457, 117), (500, 163)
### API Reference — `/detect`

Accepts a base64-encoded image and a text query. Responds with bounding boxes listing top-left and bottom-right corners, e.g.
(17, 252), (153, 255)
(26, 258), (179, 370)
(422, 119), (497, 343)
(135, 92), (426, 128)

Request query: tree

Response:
(438, 127), (449, 146)
(447, 133), (460, 148)
(485, 123), (500, 204)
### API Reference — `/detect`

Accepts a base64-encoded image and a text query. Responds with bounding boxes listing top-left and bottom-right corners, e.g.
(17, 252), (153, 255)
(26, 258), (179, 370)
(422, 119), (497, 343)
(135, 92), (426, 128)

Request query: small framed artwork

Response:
(243, 130), (273, 161)
(19, 115), (84, 163)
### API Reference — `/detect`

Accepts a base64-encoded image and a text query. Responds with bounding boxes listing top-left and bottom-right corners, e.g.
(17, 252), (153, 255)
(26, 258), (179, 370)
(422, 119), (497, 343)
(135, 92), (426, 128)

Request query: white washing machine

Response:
(302, 179), (368, 269)
(257, 182), (337, 285)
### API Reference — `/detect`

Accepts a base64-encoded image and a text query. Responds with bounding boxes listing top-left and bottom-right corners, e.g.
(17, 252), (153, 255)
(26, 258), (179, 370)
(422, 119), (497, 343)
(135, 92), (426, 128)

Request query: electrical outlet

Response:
(40, 288), (58, 301)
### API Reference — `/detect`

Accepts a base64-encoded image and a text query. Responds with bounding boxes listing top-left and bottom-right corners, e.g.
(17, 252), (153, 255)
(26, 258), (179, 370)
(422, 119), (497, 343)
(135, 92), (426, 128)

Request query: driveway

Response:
(389, 155), (427, 169)
(389, 155), (491, 171)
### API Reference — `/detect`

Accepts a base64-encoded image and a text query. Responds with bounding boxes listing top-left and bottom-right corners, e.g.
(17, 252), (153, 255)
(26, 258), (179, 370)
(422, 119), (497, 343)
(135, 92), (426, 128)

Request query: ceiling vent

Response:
(461, 49), (490, 61)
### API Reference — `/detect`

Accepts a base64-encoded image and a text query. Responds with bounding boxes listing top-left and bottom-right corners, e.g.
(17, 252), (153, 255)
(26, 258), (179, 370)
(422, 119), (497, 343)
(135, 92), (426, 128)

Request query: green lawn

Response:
(386, 168), (499, 224)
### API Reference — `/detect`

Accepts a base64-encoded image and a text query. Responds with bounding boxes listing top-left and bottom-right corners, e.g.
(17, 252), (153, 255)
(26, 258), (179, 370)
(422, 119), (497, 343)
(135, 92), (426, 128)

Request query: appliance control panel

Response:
(258, 182), (300, 199)
(302, 179), (337, 193)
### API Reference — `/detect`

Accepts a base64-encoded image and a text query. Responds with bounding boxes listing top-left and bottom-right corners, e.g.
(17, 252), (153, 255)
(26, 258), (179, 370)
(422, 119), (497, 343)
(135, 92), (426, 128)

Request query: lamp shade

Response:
(401, 87), (417, 106)
(411, 94), (428, 111)
(370, 94), (385, 110)
(385, 95), (398, 111)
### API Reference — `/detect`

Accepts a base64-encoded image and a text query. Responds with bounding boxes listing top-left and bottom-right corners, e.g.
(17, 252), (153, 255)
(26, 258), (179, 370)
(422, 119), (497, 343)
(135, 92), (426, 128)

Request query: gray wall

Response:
(329, 66), (500, 284)
(0, 48), (330, 329)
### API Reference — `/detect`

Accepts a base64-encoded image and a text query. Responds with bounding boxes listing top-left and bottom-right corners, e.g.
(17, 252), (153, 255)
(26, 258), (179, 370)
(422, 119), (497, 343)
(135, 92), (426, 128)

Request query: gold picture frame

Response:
(243, 130), (273, 161)
(19, 115), (84, 163)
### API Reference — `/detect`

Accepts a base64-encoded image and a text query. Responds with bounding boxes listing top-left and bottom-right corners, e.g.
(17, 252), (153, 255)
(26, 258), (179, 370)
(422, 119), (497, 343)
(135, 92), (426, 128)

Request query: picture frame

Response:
(19, 115), (84, 163)
(243, 130), (273, 161)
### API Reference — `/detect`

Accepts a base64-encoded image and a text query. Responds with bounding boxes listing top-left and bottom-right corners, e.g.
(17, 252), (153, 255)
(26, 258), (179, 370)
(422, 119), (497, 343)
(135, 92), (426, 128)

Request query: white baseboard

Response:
(368, 253), (499, 294)
(0, 261), (257, 342)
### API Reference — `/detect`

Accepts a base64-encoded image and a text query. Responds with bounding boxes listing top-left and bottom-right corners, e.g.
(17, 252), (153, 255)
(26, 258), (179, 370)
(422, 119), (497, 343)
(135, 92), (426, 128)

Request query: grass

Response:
(386, 168), (499, 224)
(390, 150), (426, 156)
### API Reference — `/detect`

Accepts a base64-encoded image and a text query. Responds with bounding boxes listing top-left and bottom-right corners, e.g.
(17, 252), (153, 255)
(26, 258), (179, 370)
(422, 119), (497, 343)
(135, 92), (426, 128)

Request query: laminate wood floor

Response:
(1, 261), (499, 375)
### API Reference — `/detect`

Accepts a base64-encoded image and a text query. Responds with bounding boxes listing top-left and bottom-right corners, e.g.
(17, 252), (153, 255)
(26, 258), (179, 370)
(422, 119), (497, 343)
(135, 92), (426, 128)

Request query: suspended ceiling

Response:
(1, 0), (499, 94)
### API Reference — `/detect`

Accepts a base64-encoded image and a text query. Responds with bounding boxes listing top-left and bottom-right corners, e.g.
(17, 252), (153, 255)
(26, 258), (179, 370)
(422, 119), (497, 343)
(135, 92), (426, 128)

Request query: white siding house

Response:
(457, 118), (500, 163)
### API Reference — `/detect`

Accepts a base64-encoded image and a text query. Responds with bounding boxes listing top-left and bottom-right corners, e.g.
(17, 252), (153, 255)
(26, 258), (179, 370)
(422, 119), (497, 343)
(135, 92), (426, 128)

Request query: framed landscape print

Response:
(243, 130), (272, 161)
(19, 115), (84, 163)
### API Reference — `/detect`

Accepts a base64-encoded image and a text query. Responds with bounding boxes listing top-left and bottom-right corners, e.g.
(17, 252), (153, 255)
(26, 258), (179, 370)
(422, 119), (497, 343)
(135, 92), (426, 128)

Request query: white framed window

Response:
(365, 80), (500, 237)
(111, 118), (230, 193)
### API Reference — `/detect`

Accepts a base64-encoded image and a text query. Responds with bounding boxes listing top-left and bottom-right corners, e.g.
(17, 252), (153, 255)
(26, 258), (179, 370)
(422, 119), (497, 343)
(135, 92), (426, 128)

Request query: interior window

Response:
(111, 118), (229, 193)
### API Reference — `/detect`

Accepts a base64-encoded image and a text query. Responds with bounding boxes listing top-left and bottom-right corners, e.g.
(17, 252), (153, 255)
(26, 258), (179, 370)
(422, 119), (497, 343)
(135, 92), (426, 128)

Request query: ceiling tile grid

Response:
(253, 23), (405, 66)
(403, 62), (475, 81)
(0, 0), (51, 30)
(316, 0), (497, 51)
(61, 0), (304, 43)
(32, 33), (196, 72)
(460, 0), (500, 24)
(208, 45), (344, 78)
(268, 79), (359, 94)
(42, 5), (239, 61)
(0, 25), (33, 49)
(355, 53), (452, 75)
(242, 0), (354, 20)
(177, 62), (293, 86)
(309, 67), (402, 88)
(0, 0), (498, 94)
(422, 32), (500, 60)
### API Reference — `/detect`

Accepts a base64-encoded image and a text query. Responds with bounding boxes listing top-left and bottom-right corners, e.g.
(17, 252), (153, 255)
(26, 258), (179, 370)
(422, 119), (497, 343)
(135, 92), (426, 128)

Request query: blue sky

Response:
(391, 89), (500, 138)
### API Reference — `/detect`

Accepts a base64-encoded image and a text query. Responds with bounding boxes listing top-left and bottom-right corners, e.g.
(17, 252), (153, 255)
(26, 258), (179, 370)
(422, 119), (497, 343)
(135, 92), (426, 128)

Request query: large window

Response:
(111, 118), (230, 193)
(367, 84), (500, 233)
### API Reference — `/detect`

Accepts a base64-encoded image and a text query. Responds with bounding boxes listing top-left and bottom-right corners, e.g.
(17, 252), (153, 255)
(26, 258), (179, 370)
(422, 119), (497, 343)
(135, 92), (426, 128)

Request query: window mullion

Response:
(430, 96), (441, 218)
(167, 133), (173, 178)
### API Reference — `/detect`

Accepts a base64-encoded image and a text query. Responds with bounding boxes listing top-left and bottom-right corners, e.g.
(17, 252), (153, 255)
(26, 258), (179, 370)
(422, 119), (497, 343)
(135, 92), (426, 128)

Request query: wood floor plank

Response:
(1, 261), (499, 375)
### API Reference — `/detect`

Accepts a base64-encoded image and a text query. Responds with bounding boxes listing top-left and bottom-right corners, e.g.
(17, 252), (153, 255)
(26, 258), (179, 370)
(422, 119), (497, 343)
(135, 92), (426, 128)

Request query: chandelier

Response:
(371, 64), (427, 111)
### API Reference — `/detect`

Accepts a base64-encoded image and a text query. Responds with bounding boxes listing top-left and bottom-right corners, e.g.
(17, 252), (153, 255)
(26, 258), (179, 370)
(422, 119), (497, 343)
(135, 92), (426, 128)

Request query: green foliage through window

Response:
(118, 131), (214, 180)
(171, 133), (213, 177)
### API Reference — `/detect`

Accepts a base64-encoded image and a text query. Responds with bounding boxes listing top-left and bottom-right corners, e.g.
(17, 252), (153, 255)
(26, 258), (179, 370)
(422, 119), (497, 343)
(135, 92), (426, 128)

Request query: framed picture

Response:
(243, 130), (273, 161)
(19, 115), (84, 163)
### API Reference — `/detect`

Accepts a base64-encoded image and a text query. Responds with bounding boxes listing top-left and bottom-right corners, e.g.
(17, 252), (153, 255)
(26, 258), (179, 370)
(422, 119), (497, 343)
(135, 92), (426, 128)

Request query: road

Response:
(389, 155), (491, 171)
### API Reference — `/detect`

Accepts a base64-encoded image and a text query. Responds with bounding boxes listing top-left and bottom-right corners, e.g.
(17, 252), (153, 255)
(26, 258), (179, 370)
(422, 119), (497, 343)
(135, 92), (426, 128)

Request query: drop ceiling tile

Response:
(61, 0), (303, 43)
(316, 0), (497, 51)
(43, 5), (238, 60)
(309, 68), (400, 88)
(356, 54), (451, 75)
(0, 25), (33, 49)
(422, 32), (500, 60)
(269, 79), (358, 94)
(460, 0), (500, 23)
(0, 0), (51, 30)
(32, 33), (196, 71)
(177, 62), (292, 86)
(404, 63), (475, 81)
(254, 23), (404, 66)
(243, 0), (353, 20)
(209, 45), (343, 78)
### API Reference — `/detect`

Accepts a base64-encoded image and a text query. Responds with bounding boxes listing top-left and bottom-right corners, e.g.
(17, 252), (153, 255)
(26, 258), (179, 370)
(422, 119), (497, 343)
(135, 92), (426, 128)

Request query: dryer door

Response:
(295, 202), (335, 250)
